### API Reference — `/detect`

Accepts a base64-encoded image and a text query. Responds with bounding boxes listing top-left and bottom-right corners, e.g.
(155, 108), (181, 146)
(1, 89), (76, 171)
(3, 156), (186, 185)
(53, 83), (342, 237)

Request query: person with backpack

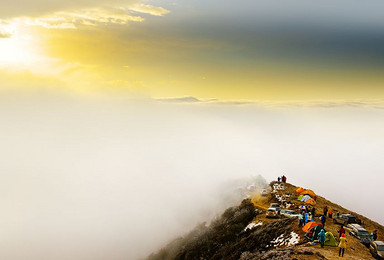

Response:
(338, 233), (347, 257)
(320, 214), (326, 227)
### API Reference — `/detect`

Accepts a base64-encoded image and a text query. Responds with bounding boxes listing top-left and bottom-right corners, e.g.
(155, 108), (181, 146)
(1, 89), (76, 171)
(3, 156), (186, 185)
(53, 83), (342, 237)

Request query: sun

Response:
(0, 36), (37, 65)
(0, 20), (39, 67)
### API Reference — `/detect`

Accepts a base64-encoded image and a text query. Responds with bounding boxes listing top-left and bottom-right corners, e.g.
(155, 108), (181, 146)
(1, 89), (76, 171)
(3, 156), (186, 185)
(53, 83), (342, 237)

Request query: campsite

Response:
(250, 181), (384, 259)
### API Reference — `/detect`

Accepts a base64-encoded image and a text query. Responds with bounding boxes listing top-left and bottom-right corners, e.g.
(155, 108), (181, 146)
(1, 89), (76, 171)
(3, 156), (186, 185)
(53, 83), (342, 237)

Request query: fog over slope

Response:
(0, 93), (383, 259)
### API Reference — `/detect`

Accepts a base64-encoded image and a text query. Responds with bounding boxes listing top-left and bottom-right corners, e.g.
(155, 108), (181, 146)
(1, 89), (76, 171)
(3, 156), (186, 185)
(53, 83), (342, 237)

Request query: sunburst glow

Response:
(0, 38), (36, 66)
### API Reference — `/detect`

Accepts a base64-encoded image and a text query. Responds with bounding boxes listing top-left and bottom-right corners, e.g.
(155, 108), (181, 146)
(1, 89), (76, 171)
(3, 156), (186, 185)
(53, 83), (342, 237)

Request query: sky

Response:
(1, 0), (384, 100)
(1, 1), (384, 259)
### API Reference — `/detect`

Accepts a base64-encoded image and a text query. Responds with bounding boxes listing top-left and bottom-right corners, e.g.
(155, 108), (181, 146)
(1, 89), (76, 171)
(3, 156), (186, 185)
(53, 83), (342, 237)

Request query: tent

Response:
(297, 195), (304, 201)
(296, 187), (305, 193)
(302, 222), (321, 233)
(324, 232), (338, 246)
(311, 225), (324, 240)
(301, 195), (311, 202)
(304, 225), (324, 241)
(300, 189), (316, 197)
(305, 198), (316, 206)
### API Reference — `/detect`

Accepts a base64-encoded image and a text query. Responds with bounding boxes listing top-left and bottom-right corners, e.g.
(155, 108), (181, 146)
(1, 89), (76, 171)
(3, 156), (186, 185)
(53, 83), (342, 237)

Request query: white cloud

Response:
(0, 0), (140, 19)
(18, 8), (145, 29)
(0, 1), (169, 31)
(0, 31), (11, 38)
(129, 3), (170, 16)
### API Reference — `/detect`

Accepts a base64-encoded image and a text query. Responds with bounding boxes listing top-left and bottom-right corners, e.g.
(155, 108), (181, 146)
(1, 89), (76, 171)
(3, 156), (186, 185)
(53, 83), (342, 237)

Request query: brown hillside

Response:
(251, 182), (384, 259)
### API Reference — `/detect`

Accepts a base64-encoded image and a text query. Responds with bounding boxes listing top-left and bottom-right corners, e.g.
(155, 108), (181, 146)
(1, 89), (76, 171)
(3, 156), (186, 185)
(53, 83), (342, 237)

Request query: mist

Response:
(1, 93), (384, 259)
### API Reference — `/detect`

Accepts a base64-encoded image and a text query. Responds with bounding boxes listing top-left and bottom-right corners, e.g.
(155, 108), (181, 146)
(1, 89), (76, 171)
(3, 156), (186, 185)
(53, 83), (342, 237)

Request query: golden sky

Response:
(1, 0), (384, 101)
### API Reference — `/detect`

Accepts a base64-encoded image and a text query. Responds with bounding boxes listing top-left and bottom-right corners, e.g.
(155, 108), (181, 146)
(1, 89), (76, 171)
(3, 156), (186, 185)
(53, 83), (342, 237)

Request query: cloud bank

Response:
(0, 0), (139, 19)
(1, 93), (384, 260)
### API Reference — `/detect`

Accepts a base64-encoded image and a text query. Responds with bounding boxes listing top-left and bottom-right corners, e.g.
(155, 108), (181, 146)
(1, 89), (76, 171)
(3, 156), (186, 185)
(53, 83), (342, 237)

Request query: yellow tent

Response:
(296, 187), (305, 193)
(300, 189), (316, 197)
(305, 198), (316, 206)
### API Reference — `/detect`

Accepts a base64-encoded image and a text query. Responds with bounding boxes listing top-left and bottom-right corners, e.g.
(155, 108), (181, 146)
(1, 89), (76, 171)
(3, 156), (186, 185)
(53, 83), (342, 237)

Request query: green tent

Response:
(297, 195), (304, 201)
(324, 232), (338, 247)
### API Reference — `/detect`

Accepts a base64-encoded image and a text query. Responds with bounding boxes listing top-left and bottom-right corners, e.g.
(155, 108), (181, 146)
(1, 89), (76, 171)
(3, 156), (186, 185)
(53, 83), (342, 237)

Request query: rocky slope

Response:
(147, 182), (384, 260)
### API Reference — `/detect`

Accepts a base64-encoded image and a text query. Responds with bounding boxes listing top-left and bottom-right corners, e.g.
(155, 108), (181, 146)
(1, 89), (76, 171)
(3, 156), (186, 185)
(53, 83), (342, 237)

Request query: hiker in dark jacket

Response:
(311, 207), (316, 217)
(320, 214), (326, 227)
(323, 205), (328, 216)
(371, 230), (378, 241)
(300, 205), (306, 214)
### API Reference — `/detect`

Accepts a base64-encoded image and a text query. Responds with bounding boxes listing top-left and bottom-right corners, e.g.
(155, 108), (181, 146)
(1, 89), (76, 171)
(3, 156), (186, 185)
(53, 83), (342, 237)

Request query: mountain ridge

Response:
(147, 181), (384, 260)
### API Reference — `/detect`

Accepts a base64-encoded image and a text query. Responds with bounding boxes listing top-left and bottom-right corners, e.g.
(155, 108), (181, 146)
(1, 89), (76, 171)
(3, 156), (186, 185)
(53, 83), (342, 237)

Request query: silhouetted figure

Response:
(321, 214), (326, 227)
(371, 230), (378, 241)
(311, 207), (316, 217)
(323, 205), (328, 216)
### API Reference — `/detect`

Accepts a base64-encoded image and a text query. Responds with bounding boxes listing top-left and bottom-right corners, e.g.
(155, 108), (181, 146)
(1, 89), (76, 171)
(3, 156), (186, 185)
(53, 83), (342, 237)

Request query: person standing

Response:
(338, 225), (346, 238)
(371, 230), (378, 241)
(328, 207), (333, 218)
(277, 176), (281, 183)
(320, 214), (326, 227)
(323, 205), (328, 216)
(338, 233), (347, 257)
(311, 206), (316, 217)
(318, 229), (326, 248)
(298, 213), (304, 227)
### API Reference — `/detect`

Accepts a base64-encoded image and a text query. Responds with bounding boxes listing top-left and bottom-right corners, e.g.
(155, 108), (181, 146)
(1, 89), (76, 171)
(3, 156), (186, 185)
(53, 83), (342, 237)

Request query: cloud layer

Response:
(0, 0), (139, 19)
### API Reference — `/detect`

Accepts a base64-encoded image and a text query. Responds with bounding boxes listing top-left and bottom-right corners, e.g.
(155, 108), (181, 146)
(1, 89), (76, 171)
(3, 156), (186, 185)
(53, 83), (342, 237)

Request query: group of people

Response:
(320, 205), (333, 227)
(298, 205), (316, 227)
(297, 204), (349, 257)
(277, 175), (287, 183)
(334, 225), (348, 256)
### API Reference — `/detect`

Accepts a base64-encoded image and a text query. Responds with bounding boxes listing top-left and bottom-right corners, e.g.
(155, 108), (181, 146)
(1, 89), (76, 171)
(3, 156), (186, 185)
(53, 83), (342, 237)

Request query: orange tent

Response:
(300, 189), (316, 197)
(296, 187), (305, 194)
(305, 198), (316, 206)
(302, 222), (321, 233)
